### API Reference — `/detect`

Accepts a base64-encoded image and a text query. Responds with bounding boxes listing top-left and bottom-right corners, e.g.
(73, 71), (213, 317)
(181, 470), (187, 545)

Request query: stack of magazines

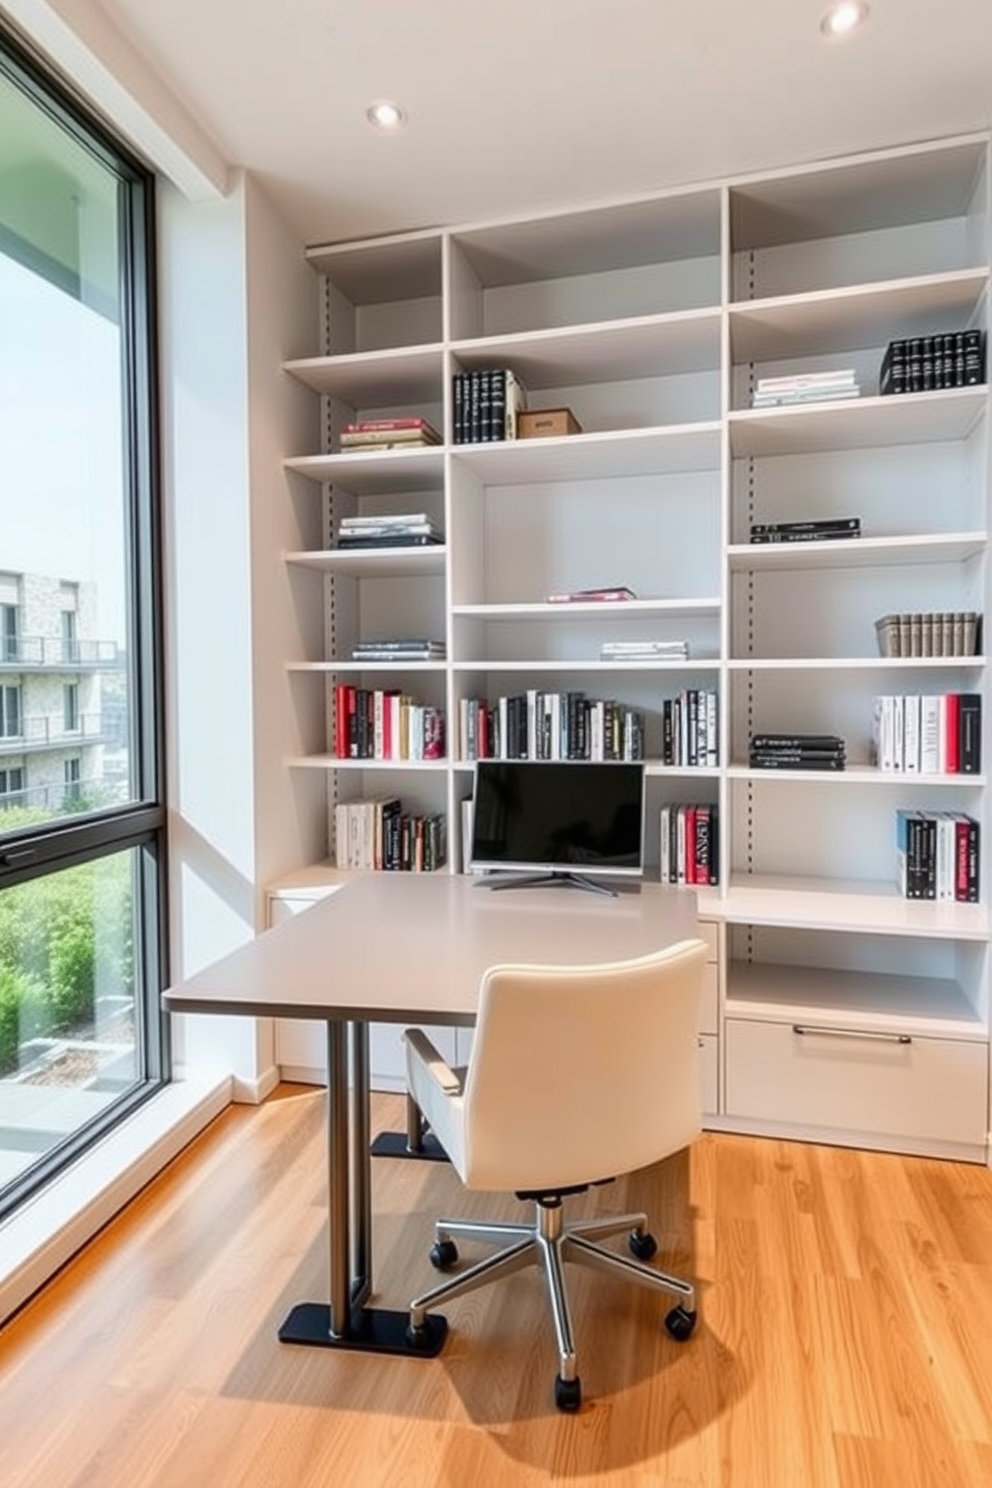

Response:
(336, 513), (443, 548)
(351, 638), (446, 662)
(751, 370), (859, 408)
(599, 640), (689, 661)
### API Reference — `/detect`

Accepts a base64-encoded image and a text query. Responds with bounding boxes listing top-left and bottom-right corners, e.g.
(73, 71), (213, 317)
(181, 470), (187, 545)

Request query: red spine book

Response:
(333, 683), (349, 758)
(944, 692), (960, 773)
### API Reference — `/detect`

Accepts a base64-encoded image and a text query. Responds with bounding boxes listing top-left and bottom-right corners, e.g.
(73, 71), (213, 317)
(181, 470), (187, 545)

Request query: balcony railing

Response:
(0, 636), (119, 669)
(0, 712), (109, 754)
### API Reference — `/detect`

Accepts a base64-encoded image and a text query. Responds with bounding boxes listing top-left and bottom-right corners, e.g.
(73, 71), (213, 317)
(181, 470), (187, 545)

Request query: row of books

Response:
(662, 690), (718, 768)
(333, 797), (447, 873)
(872, 693), (981, 775)
(335, 512), (443, 549)
(875, 611), (981, 658)
(339, 417), (442, 450)
(452, 368), (528, 444)
(879, 331), (986, 396)
(351, 638), (446, 662)
(750, 369), (859, 409)
(895, 809), (979, 902)
(459, 691), (644, 762)
(332, 685), (445, 760)
(749, 517), (860, 545)
(749, 733), (846, 771)
(659, 803), (719, 886)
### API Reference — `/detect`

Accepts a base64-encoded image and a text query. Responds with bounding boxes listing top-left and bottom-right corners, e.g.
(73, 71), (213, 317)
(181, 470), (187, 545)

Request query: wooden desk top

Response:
(163, 874), (699, 1025)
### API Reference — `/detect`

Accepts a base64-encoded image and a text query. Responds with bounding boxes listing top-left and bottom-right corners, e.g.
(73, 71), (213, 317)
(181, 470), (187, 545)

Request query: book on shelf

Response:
(749, 733), (846, 771)
(874, 610), (981, 658)
(335, 532), (443, 548)
(352, 640), (446, 662)
(340, 431), (442, 450)
(600, 640), (689, 660)
(342, 416), (443, 437)
(873, 693), (982, 774)
(751, 385), (861, 408)
(339, 512), (437, 529)
(458, 689), (644, 763)
(452, 367), (528, 443)
(660, 803), (719, 887)
(880, 330), (986, 396)
(661, 690), (719, 768)
(546, 585), (637, 603)
(333, 683), (446, 760)
(895, 808), (979, 902)
(755, 369), (857, 391)
(751, 370), (859, 408)
(749, 517), (861, 544)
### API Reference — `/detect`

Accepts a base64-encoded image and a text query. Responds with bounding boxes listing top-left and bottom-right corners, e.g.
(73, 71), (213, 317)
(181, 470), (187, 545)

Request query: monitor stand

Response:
(478, 870), (618, 898)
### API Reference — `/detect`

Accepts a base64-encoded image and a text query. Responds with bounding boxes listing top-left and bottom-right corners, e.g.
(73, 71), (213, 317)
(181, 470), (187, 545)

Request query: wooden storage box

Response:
(517, 407), (582, 438)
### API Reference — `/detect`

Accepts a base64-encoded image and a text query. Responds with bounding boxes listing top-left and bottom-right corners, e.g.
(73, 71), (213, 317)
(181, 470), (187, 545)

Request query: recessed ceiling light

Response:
(820, 1), (869, 36)
(366, 100), (406, 132)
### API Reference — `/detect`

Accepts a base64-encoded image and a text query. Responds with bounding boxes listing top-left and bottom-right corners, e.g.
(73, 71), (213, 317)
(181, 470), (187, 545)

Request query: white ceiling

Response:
(22, 1), (992, 247)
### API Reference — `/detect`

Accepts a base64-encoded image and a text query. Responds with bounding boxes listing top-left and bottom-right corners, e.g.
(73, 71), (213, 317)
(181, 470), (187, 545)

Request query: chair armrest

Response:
(404, 1028), (462, 1094)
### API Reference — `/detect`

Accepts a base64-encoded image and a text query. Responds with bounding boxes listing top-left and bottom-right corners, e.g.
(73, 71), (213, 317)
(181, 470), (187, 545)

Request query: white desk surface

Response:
(163, 873), (699, 1026)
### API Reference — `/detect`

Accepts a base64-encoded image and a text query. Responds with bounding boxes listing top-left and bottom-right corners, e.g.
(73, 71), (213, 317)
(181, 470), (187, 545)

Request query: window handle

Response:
(0, 848), (36, 867)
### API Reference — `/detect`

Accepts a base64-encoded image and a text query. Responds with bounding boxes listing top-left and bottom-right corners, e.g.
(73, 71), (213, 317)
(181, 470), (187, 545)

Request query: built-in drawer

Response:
(725, 1018), (988, 1148)
(698, 1033), (717, 1116)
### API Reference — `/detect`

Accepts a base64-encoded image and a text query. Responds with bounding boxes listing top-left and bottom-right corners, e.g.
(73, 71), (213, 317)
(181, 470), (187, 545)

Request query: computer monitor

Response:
(469, 759), (645, 895)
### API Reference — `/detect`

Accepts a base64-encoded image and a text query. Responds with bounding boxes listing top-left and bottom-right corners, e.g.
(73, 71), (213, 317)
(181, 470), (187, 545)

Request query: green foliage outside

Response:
(0, 853), (134, 1078)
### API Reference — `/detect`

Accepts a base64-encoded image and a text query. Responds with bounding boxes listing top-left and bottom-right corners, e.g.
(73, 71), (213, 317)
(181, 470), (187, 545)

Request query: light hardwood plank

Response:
(1, 1087), (992, 1488)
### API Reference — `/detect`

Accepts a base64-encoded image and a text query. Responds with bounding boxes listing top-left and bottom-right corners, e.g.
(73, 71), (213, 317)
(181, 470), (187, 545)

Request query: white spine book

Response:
(919, 694), (941, 774)
(892, 694), (905, 773)
(902, 694), (920, 773)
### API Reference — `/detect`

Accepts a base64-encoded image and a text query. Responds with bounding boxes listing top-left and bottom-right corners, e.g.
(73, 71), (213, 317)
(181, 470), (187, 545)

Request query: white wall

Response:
(158, 174), (323, 1099)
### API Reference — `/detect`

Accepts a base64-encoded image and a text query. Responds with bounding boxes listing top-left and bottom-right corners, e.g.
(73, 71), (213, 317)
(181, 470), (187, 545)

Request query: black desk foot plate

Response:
(370, 1131), (450, 1162)
(279, 1303), (447, 1357)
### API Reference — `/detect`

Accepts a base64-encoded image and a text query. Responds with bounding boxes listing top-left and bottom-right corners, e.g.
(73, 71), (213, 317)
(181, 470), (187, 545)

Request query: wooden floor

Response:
(2, 1086), (992, 1488)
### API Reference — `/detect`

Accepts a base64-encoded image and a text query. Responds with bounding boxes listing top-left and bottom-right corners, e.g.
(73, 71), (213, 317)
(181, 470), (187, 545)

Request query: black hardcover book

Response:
(880, 339), (907, 396)
(908, 337), (924, 393)
(489, 368), (506, 443)
(958, 693), (982, 773)
(750, 733), (845, 749)
(749, 755), (846, 770)
(750, 529), (861, 544)
(964, 328), (987, 386)
(336, 534), (442, 548)
(751, 517), (860, 536)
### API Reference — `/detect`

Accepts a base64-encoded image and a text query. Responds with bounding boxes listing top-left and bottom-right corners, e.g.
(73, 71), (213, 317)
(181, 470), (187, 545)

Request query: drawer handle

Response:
(792, 1024), (912, 1045)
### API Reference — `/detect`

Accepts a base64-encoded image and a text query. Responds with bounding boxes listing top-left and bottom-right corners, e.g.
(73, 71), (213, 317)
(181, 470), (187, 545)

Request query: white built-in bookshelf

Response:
(274, 132), (991, 1161)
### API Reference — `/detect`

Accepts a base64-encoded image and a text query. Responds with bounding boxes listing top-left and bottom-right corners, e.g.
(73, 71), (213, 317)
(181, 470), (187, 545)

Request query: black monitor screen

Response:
(469, 760), (645, 878)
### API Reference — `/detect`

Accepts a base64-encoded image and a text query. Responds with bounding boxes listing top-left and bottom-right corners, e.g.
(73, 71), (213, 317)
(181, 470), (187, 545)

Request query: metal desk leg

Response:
(278, 1019), (447, 1357)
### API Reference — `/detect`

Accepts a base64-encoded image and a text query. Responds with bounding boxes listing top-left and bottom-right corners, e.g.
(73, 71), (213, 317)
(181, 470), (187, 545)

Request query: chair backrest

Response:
(459, 937), (707, 1193)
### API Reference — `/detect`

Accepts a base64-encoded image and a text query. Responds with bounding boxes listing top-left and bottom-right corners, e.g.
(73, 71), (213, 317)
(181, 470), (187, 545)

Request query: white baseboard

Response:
(0, 1073), (232, 1327)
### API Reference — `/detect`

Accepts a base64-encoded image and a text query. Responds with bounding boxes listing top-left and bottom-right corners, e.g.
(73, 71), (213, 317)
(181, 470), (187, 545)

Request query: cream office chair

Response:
(403, 937), (708, 1412)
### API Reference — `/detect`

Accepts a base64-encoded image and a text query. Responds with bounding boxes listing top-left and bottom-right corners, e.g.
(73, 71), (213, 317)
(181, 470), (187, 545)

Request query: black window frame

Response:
(0, 22), (170, 1218)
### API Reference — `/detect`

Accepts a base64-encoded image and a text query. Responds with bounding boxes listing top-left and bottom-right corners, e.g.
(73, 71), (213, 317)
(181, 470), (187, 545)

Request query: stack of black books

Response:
(879, 330), (986, 395)
(750, 517), (861, 545)
(749, 733), (846, 771)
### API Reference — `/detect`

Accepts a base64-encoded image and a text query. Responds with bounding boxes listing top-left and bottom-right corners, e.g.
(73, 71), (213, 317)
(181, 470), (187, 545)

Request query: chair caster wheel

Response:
(429, 1239), (458, 1270)
(628, 1229), (658, 1261)
(555, 1374), (582, 1412)
(664, 1305), (697, 1342)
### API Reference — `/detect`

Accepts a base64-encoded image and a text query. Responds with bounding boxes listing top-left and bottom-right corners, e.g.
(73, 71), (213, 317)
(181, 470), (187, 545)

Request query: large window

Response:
(0, 27), (167, 1216)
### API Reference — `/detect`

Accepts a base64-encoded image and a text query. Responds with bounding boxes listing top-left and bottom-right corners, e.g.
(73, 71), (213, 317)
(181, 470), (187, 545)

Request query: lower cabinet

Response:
(724, 1017), (988, 1159)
